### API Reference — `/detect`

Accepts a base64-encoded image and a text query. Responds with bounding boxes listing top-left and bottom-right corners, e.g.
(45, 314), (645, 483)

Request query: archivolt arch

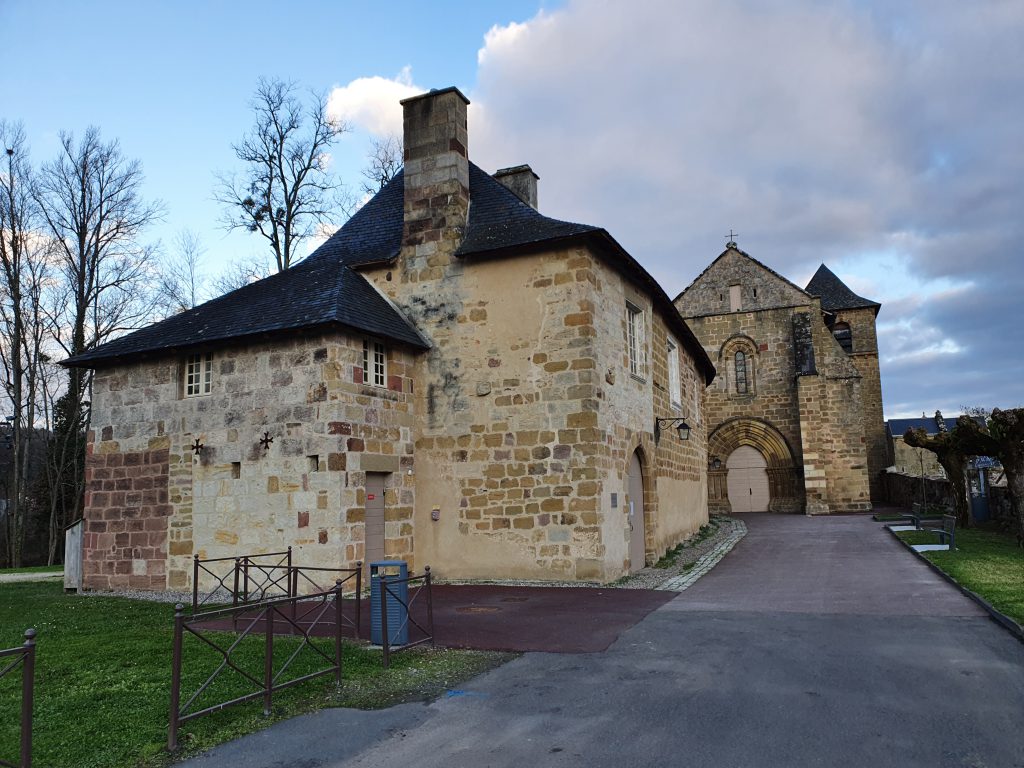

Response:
(707, 417), (803, 513)
(708, 417), (796, 469)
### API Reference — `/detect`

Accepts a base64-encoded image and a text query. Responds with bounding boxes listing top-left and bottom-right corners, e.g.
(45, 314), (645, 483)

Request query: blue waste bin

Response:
(370, 560), (408, 645)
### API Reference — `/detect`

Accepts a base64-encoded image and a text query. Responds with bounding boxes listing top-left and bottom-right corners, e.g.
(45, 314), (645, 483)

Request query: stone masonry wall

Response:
(83, 440), (171, 590)
(832, 307), (886, 501)
(83, 331), (416, 592)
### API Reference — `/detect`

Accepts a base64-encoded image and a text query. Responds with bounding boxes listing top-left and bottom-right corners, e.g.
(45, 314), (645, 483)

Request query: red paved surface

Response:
(196, 584), (674, 654)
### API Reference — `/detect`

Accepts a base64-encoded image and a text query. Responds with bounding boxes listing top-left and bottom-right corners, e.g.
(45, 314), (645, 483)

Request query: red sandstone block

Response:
(388, 375), (402, 392)
(144, 517), (164, 531)
(92, 492), (110, 507)
(353, 366), (363, 384)
(124, 453), (142, 467)
(107, 454), (123, 467)
(328, 421), (352, 435)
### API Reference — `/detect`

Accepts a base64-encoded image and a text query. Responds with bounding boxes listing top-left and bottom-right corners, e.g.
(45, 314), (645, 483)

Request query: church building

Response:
(674, 244), (885, 514)
(66, 87), (716, 592)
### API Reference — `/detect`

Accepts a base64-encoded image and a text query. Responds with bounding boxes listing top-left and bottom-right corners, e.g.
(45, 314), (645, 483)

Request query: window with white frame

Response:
(667, 338), (681, 408)
(626, 302), (646, 379)
(362, 339), (387, 387)
(185, 353), (213, 397)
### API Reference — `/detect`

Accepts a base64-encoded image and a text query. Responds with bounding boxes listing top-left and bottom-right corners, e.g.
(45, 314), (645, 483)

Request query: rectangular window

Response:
(729, 284), (742, 312)
(185, 353), (212, 397)
(667, 339), (681, 408)
(627, 302), (646, 379)
(362, 339), (387, 387)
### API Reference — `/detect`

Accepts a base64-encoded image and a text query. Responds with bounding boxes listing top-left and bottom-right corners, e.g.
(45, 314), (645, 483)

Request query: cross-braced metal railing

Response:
(0, 629), (36, 768)
(380, 567), (434, 668)
(169, 584), (345, 752)
(192, 548), (293, 612)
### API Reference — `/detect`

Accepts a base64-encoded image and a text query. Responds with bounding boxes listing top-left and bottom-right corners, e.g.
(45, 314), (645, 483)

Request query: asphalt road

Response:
(179, 514), (1024, 768)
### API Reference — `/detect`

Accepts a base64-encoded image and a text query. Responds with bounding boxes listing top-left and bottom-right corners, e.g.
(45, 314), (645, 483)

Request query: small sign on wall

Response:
(367, 494), (375, 500)
(611, 493), (618, 508)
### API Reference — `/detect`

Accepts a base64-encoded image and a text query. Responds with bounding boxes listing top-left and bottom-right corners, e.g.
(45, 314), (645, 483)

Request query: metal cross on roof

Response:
(725, 230), (739, 247)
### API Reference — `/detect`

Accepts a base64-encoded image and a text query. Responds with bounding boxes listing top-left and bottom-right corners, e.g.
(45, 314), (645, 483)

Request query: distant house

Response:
(886, 414), (948, 478)
(65, 87), (717, 592)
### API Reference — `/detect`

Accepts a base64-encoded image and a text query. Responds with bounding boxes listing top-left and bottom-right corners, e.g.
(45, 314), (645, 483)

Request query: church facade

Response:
(66, 87), (716, 592)
(674, 245), (885, 515)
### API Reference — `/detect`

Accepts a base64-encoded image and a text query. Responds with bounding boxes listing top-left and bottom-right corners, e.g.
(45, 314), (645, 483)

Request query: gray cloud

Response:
(468, 0), (1024, 415)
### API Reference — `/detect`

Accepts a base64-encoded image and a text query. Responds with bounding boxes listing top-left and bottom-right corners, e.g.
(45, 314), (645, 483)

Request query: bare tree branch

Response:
(360, 134), (403, 195)
(215, 78), (350, 272)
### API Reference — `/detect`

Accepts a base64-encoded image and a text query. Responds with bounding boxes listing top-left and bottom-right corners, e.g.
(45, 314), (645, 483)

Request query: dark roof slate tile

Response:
(806, 264), (880, 314)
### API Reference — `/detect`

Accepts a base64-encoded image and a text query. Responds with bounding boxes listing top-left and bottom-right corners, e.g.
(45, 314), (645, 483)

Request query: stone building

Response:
(886, 415), (948, 478)
(674, 244), (885, 514)
(66, 87), (716, 591)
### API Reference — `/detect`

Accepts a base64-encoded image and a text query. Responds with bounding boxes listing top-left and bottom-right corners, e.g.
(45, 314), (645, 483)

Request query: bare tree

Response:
(157, 229), (206, 316)
(35, 126), (162, 561)
(0, 122), (52, 566)
(211, 253), (271, 295)
(360, 134), (402, 195)
(216, 78), (350, 273)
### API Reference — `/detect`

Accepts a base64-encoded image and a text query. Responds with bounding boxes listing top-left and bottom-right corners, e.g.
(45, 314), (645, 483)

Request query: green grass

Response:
(654, 518), (721, 569)
(873, 514), (909, 522)
(0, 582), (512, 767)
(0, 565), (63, 575)
(895, 526), (1024, 625)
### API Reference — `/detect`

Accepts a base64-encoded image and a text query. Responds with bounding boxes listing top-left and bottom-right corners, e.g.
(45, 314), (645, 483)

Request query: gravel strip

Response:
(612, 515), (745, 590)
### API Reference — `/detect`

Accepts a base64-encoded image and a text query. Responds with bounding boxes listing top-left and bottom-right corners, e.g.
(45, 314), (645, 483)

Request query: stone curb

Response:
(885, 525), (1024, 645)
(655, 518), (748, 592)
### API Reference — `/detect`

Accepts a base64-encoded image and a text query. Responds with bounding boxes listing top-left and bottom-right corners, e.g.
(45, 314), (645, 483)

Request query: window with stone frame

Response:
(734, 351), (749, 394)
(667, 338), (682, 409)
(832, 322), (853, 354)
(626, 302), (646, 379)
(362, 339), (387, 387)
(184, 353), (213, 397)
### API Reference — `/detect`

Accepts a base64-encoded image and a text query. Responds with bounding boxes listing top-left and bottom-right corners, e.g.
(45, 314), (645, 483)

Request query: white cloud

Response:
(327, 67), (422, 137)
(464, 0), (1024, 414)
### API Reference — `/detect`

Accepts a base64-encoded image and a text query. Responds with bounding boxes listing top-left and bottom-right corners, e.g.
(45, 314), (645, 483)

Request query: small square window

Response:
(362, 340), (387, 387)
(231, 462), (241, 479)
(185, 353), (213, 397)
(307, 455), (320, 472)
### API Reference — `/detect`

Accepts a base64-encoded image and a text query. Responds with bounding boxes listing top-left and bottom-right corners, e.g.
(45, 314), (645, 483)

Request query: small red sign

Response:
(367, 494), (375, 500)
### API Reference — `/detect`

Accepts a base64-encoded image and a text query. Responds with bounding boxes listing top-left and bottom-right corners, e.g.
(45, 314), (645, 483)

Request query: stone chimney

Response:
(400, 87), (470, 275)
(494, 164), (539, 209)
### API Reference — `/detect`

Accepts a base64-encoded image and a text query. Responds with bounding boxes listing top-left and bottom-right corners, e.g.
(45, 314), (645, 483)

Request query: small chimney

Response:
(494, 165), (539, 210)
(400, 87), (471, 264)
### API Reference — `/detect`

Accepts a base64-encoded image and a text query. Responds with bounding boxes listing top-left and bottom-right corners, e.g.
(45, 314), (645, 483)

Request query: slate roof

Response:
(886, 417), (941, 438)
(65, 161), (715, 384)
(64, 255), (429, 368)
(806, 264), (880, 315)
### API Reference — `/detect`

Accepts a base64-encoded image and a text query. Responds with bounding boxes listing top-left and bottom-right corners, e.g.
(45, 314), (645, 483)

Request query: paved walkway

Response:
(179, 514), (1024, 768)
(0, 570), (63, 584)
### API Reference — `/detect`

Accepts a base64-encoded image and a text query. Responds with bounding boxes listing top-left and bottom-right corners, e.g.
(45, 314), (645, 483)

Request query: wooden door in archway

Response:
(627, 451), (646, 571)
(727, 446), (770, 513)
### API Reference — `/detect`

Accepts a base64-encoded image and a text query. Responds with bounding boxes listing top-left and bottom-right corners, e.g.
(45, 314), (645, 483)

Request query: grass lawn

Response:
(0, 582), (513, 767)
(0, 564), (63, 575)
(895, 526), (1024, 625)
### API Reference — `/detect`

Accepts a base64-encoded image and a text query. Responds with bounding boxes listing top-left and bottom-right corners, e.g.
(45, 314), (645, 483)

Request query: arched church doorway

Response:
(707, 418), (803, 514)
(627, 450), (646, 572)
(726, 446), (770, 513)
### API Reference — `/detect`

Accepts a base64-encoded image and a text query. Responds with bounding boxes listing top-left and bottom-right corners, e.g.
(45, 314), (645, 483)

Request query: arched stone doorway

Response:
(726, 446), (770, 512)
(626, 450), (646, 572)
(707, 418), (802, 513)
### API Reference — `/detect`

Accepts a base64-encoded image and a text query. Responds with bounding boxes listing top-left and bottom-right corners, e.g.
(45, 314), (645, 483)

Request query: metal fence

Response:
(0, 629), (36, 768)
(380, 567), (435, 668)
(191, 549), (362, 623)
(169, 583), (348, 752)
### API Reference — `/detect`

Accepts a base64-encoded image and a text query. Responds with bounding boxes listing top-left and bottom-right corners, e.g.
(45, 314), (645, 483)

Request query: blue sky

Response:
(3, 0), (1022, 419)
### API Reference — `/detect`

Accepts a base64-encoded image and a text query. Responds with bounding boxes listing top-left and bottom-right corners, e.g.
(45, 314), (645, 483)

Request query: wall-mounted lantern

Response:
(655, 417), (691, 443)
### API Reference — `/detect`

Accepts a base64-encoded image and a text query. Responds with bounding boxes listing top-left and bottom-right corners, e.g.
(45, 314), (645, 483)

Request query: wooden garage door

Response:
(727, 446), (770, 513)
(365, 473), (387, 570)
